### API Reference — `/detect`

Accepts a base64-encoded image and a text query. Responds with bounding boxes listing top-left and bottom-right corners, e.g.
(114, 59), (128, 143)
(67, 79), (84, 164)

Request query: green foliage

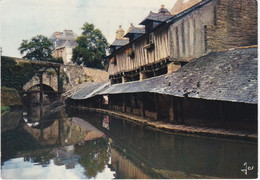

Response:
(52, 57), (64, 64)
(72, 22), (109, 69)
(75, 138), (110, 178)
(1, 56), (42, 90)
(1, 106), (10, 114)
(18, 35), (63, 64)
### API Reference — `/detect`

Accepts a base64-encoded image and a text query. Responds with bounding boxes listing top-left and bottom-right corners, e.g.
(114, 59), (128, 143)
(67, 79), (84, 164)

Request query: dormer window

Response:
(124, 24), (145, 42)
(139, 5), (172, 33)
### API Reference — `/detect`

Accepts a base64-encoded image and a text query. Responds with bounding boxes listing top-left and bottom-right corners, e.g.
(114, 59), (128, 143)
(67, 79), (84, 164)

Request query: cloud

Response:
(1, 0), (176, 57)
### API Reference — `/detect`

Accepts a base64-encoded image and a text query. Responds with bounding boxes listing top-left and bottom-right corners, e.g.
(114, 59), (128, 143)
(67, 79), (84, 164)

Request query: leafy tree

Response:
(75, 138), (110, 178)
(72, 23), (109, 69)
(18, 35), (55, 62)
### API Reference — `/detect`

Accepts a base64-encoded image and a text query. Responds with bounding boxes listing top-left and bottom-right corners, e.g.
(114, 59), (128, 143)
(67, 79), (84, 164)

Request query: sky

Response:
(1, 0), (177, 57)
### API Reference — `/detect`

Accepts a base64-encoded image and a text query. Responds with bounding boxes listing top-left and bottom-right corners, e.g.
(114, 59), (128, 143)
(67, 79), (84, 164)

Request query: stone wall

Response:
(169, 0), (257, 60)
(22, 63), (109, 92)
(206, 0), (257, 50)
(62, 64), (108, 91)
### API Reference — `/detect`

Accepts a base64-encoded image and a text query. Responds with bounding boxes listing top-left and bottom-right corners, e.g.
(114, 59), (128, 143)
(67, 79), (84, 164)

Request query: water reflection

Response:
(1, 106), (258, 179)
(75, 138), (110, 178)
(70, 110), (258, 179)
(1, 108), (22, 132)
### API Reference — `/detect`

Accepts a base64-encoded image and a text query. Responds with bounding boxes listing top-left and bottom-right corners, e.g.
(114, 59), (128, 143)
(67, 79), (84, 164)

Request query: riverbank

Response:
(74, 107), (257, 142)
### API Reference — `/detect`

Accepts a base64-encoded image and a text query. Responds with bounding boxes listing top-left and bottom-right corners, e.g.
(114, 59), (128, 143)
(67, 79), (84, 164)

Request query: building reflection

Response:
(22, 105), (105, 146)
(70, 110), (257, 179)
(2, 107), (257, 179)
(53, 145), (80, 169)
(110, 144), (152, 179)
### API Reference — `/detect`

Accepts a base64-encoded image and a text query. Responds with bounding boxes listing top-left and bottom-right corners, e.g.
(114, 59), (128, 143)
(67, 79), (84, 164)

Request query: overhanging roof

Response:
(139, 11), (173, 25)
(109, 39), (129, 47)
(66, 47), (257, 104)
(124, 27), (145, 38)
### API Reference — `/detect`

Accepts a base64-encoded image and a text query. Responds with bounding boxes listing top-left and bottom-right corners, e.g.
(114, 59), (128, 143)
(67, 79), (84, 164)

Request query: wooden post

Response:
(139, 72), (147, 81)
(137, 93), (145, 117)
(177, 98), (184, 124)
(122, 94), (126, 112)
(140, 97), (145, 117)
(154, 93), (159, 120)
(169, 96), (175, 123)
(122, 76), (125, 84)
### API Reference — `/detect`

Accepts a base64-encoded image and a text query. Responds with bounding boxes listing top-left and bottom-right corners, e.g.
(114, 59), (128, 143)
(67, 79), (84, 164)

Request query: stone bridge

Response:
(13, 58), (109, 92)
(13, 58), (108, 104)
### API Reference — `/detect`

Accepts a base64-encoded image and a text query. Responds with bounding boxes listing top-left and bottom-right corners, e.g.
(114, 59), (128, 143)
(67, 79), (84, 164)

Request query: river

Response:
(1, 104), (257, 179)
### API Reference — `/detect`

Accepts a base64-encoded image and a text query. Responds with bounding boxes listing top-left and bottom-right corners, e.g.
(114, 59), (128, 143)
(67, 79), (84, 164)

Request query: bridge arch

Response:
(22, 83), (58, 105)
(23, 71), (59, 92)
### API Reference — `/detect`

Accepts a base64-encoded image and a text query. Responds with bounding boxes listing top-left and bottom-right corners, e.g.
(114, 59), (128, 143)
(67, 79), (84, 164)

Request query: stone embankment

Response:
(77, 107), (257, 141)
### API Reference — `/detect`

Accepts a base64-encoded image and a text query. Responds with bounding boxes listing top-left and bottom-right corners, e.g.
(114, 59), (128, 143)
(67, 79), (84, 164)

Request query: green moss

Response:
(1, 106), (10, 114)
(1, 87), (22, 106)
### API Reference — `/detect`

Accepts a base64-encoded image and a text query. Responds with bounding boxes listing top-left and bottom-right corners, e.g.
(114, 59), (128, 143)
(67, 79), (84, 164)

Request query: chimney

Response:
(158, 4), (170, 14)
(116, 25), (125, 39)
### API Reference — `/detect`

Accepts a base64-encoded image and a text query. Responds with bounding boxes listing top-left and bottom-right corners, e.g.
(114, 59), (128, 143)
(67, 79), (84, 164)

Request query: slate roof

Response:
(99, 75), (160, 95)
(124, 27), (145, 38)
(65, 82), (110, 100)
(110, 39), (129, 47)
(140, 11), (173, 25)
(153, 47), (257, 104)
(49, 30), (78, 41)
(66, 47), (257, 104)
(51, 39), (78, 49)
(49, 30), (78, 49)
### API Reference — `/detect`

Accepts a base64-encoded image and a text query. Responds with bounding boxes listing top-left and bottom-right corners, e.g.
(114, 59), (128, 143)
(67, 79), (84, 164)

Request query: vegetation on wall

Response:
(2, 56), (44, 90)
(72, 23), (109, 69)
(1, 106), (10, 115)
(2, 56), (69, 93)
(1, 87), (22, 107)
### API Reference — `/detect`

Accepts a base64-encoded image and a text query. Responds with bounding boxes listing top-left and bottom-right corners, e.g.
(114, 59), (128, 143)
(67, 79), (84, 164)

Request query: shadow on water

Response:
(1, 104), (257, 179)
(68, 109), (258, 179)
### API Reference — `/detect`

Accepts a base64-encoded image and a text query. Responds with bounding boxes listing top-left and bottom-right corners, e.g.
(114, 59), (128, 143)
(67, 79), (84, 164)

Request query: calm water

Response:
(1, 105), (257, 179)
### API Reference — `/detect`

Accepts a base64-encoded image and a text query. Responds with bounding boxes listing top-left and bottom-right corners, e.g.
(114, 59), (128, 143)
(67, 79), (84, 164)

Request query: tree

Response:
(18, 35), (55, 62)
(72, 23), (109, 69)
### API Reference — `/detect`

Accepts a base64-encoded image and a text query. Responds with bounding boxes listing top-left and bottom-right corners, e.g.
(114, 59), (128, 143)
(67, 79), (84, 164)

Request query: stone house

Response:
(49, 30), (78, 64)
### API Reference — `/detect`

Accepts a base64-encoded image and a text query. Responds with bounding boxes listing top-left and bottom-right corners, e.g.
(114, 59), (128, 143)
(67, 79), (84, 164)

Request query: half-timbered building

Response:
(65, 0), (257, 134)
